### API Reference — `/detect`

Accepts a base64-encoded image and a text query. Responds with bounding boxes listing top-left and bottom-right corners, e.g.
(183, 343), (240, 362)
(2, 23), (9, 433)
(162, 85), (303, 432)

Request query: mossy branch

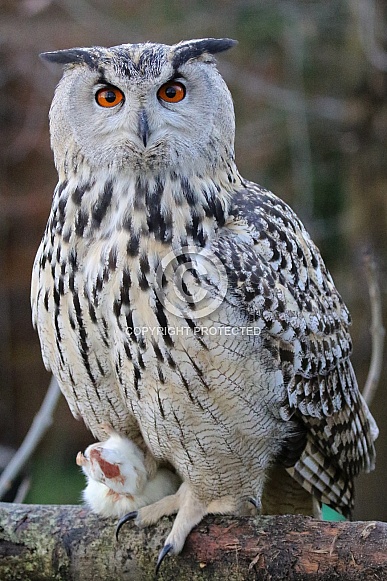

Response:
(1, 502), (387, 580)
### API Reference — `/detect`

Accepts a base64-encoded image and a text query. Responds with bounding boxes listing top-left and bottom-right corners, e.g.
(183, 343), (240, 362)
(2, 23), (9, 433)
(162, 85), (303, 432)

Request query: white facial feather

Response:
(47, 41), (235, 178)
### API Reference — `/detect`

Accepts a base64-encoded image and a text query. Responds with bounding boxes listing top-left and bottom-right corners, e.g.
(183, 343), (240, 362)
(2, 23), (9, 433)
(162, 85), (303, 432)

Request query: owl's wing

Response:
(215, 181), (378, 516)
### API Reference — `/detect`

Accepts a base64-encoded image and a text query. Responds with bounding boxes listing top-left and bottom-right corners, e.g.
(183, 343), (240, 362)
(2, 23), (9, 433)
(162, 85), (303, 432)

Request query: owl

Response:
(31, 38), (378, 568)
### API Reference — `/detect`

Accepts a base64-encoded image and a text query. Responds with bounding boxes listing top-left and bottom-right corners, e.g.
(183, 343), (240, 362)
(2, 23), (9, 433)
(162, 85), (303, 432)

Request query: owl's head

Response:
(42, 39), (237, 179)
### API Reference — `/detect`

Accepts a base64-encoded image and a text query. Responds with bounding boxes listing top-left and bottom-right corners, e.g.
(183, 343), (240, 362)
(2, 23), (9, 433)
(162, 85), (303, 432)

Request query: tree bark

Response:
(0, 502), (386, 581)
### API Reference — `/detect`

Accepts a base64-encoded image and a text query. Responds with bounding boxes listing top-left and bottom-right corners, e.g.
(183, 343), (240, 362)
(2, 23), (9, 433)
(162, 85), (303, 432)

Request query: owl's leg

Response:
(116, 481), (240, 571)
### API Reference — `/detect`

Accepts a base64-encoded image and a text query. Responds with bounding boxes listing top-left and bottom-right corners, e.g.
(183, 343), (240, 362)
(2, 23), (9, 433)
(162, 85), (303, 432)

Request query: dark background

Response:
(1, 0), (386, 519)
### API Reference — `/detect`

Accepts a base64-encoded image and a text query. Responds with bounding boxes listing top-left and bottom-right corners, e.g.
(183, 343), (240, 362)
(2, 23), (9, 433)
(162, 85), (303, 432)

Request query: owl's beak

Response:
(138, 109), (149, 147)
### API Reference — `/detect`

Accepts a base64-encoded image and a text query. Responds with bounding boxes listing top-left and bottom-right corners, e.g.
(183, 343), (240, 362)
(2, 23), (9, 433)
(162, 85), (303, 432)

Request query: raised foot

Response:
(76, 424), (179, 518)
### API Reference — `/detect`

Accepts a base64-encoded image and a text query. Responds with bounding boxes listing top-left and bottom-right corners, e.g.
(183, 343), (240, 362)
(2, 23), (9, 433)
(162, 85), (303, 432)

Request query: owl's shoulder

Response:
(215, 179), (352, 374)
(220, 179), (341, 309)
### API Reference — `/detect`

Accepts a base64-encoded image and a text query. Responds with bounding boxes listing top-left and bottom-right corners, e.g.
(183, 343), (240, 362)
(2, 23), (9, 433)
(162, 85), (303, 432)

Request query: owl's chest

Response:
(109, 289), (286, 457)
(34, 233), (289, 490)
(125, 313), (289, 496)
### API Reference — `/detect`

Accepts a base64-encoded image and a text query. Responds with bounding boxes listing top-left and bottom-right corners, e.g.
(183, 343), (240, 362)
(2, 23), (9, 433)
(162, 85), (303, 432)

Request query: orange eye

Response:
(95, 86), (124, 108)
(157, 81), (186, 103)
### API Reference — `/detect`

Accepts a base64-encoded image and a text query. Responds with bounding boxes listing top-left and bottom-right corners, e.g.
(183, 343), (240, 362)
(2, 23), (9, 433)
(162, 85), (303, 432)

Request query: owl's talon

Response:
(115, 511), (138, 540)
(155, 543), (173, 574)
(249, 496), (262, 512)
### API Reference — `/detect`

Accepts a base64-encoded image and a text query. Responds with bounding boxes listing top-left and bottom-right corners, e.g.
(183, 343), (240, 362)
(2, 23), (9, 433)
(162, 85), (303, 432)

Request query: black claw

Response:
(155, 543), (173, 574)
(249, 497), (261, 511)
(115, 511), (138, 541)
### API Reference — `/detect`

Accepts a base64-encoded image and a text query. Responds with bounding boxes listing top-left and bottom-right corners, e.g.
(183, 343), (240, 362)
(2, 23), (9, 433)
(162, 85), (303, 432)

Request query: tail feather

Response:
(286, 438), (353, 518)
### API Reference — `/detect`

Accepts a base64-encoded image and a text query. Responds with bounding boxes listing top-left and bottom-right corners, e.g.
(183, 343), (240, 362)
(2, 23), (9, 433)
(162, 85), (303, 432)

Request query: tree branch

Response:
(362, 251), (385, 406)
(1, 502), (387, 580)
(0, 377), (61, 500)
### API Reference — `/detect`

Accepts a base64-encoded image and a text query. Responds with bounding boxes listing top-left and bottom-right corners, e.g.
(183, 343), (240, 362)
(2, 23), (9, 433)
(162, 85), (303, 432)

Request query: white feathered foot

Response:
(76, 423), (180, 518)
(116, 481), (258, 573)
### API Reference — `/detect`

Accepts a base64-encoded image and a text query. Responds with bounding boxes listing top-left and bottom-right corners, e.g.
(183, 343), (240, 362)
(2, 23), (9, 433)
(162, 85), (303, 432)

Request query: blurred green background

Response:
(0, 0), (386, 521)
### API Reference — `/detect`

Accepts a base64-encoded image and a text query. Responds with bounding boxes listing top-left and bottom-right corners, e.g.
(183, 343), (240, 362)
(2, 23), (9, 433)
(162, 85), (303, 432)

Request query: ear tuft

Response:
(171, 38), (237, 68)
(40, 49), (99, 69)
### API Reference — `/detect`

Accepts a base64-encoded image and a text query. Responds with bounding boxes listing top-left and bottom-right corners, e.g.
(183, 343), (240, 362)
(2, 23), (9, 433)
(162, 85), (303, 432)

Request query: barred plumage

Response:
(31, 38), (378, 562)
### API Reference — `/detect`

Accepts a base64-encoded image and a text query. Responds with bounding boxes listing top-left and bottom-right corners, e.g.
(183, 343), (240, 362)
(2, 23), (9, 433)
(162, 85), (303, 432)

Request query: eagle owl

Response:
(31, 38), (378, 566)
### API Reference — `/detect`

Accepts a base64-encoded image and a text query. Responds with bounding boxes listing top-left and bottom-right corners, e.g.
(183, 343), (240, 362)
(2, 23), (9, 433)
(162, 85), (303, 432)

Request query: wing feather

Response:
(214, 180), (378, 514)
